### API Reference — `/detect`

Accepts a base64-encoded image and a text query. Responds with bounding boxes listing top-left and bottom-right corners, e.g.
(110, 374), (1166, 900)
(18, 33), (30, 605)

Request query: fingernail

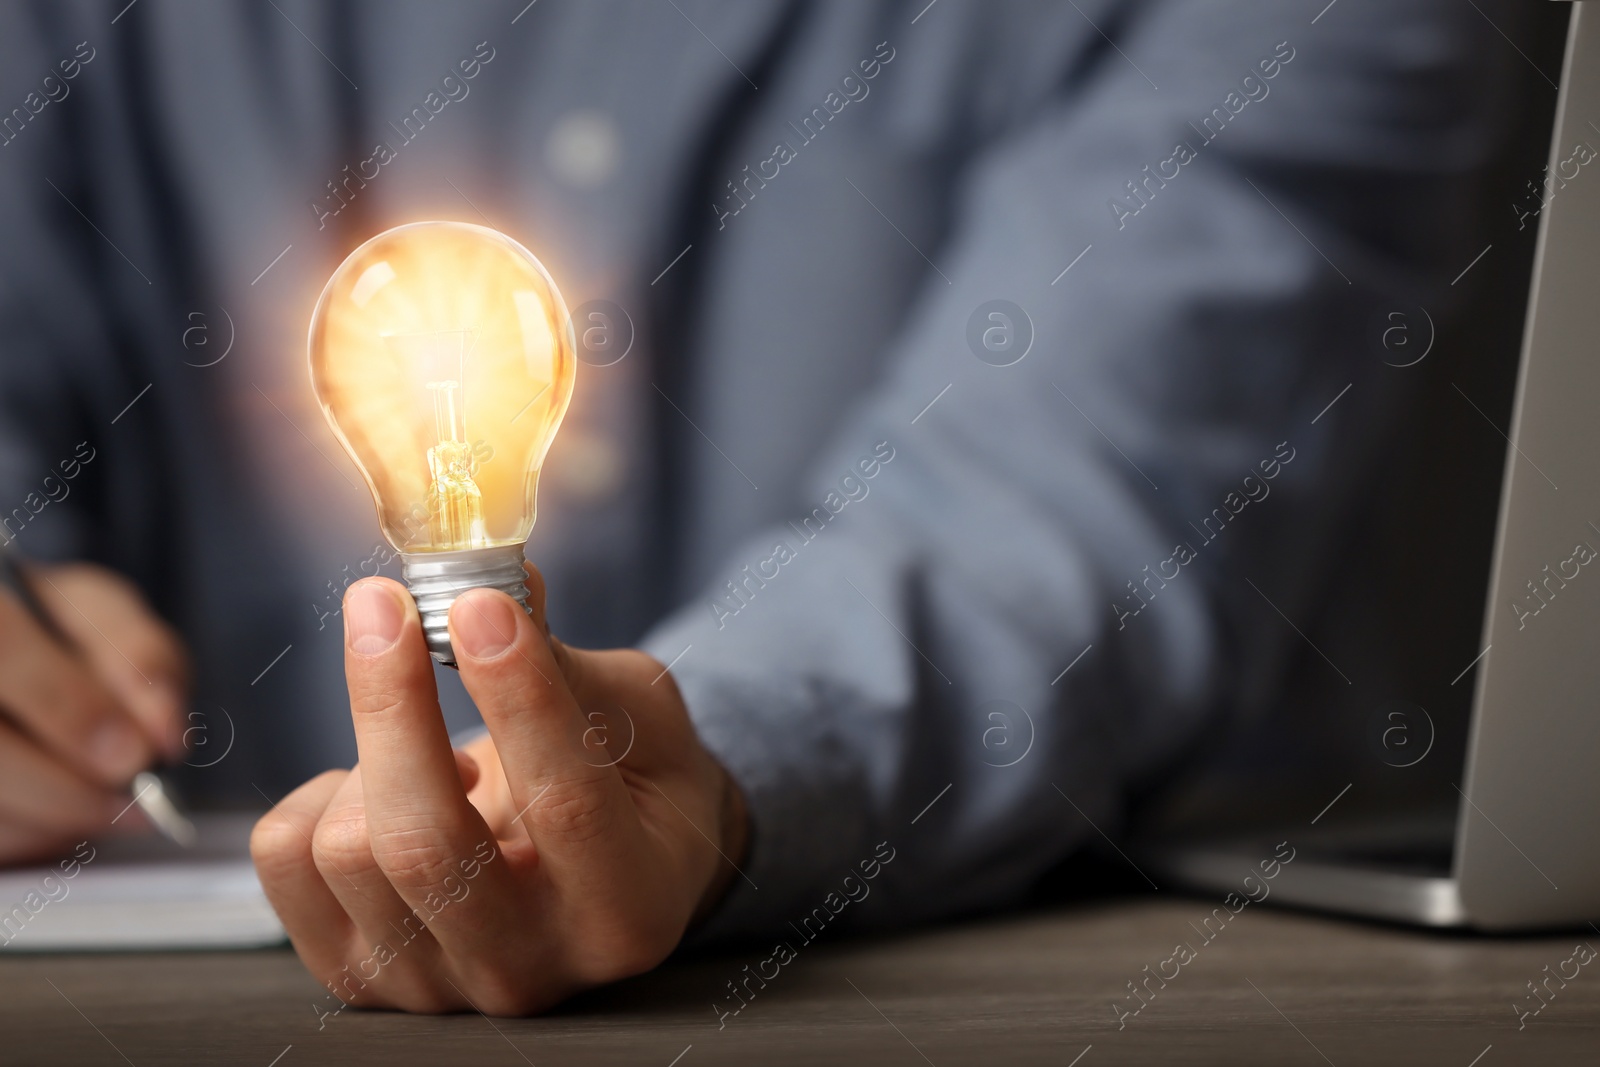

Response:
(451, 590), (519, 660)
(88, 720), (146, 781)
(346, 581), (406, 656)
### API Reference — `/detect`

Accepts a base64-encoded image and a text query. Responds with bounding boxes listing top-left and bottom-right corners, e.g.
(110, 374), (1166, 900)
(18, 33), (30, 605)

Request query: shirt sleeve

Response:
(640, 0), (1525, 940)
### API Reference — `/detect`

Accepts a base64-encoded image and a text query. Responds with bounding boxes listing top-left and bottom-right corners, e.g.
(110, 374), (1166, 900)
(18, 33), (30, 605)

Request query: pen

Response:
(0, 545), (196, 848)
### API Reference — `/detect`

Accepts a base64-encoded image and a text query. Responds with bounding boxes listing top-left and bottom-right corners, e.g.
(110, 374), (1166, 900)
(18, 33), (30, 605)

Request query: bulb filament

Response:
(383, 327), (489, 550)
(425, 378), (486, 549)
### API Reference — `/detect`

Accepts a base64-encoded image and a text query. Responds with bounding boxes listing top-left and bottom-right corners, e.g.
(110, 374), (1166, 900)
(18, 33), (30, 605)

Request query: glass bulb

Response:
(309, 221), (576, 663)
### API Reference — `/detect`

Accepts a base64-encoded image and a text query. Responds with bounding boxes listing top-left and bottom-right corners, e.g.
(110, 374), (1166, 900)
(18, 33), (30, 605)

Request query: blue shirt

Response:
(0, 0), (1548, 940)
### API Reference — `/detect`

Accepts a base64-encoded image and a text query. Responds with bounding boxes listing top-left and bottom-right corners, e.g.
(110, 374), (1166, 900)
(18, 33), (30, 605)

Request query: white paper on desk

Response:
(0, 812), (285, 952)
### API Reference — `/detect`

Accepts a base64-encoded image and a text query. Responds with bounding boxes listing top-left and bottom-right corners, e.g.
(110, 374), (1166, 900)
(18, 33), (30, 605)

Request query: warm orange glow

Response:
(309, 221), (575, 552)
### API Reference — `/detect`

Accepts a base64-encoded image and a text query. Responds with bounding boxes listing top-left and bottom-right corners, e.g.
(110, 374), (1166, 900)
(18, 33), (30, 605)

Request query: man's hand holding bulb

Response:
(257, 221), (748, 1011)
(251, 565), (749, 1014)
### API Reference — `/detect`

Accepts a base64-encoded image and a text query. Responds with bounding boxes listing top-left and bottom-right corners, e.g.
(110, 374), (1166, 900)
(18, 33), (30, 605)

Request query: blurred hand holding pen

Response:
(0, 545), (195, 848)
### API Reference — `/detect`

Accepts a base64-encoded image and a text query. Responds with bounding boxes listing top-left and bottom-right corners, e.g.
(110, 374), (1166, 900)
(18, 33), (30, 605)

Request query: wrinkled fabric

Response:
(0, 1), (1544, 939)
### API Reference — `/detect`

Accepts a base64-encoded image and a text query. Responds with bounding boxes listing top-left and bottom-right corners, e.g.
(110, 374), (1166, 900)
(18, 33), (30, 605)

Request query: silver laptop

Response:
(1143, 2), (1597, 931)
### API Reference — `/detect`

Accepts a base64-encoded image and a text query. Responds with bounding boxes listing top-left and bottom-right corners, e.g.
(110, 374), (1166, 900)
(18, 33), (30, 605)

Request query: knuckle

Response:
(529, 777), (616, 846)
(347, 679), (410, 720)
(312, 814), (377, 877)
(475, 654), (550, 709)
(344, 681), (422, 723)
(250, 770), (345, 870)
(250, 812), (313, 878)
(368, 818), (467, 892)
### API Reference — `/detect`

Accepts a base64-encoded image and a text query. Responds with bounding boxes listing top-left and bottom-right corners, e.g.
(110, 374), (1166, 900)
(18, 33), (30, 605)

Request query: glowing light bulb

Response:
(309, 221), (576, 663)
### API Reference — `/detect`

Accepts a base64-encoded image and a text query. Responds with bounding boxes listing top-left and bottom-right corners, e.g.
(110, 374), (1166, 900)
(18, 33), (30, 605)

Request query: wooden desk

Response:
(3, 897), (1596, 1066)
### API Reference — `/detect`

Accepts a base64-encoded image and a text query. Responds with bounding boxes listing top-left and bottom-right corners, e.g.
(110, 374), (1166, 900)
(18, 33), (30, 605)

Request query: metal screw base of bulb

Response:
(400, 543), (532, 666)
